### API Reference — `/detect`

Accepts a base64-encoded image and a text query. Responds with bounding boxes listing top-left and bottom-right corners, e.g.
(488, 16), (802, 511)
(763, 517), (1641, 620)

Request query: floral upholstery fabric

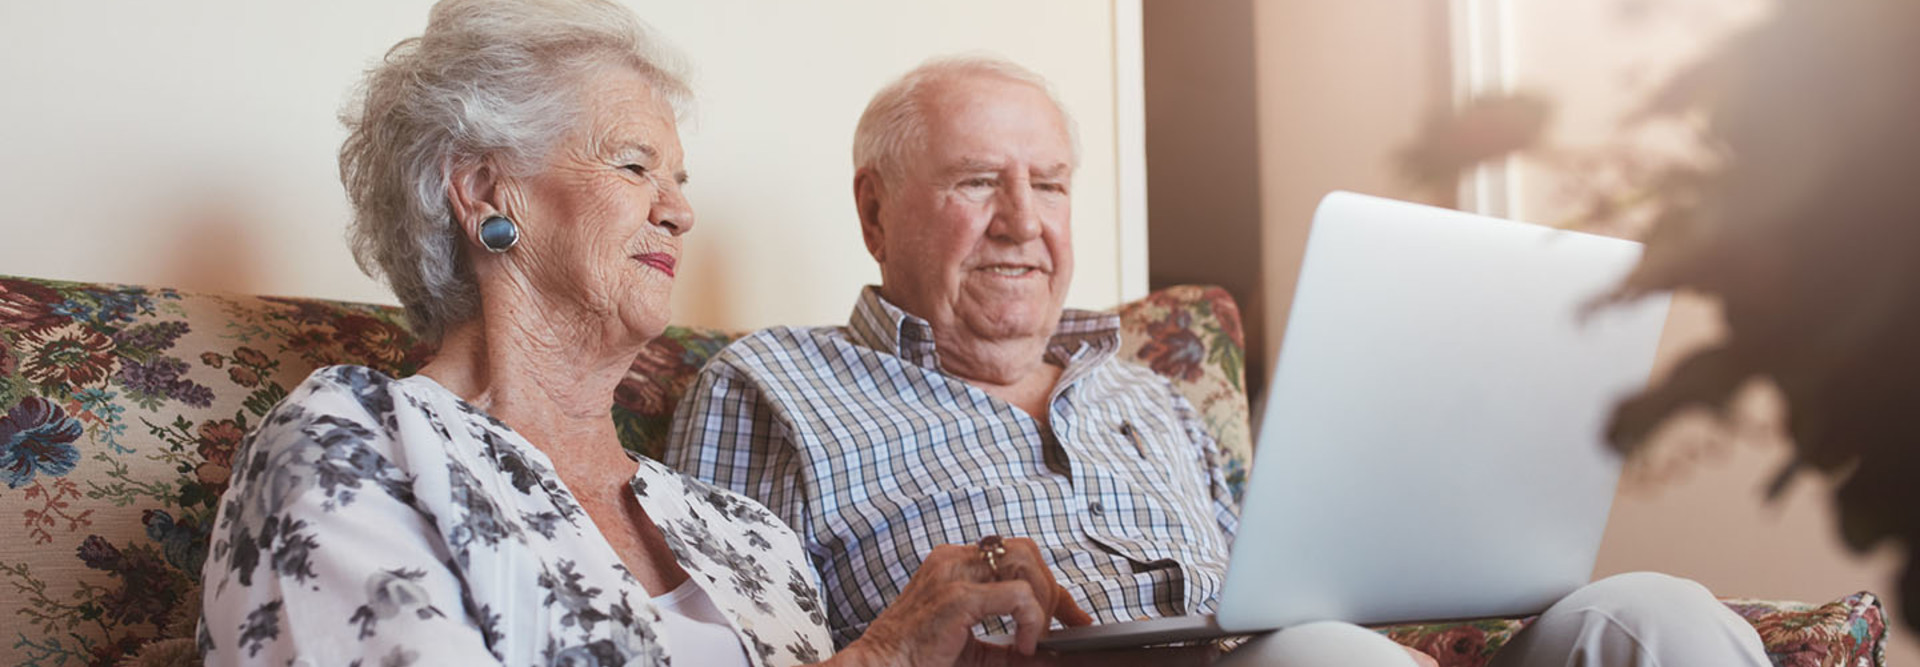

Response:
(1375, 591), (1886, 667)
(1114, 285), (1252, 500)
(0, 275), (1887, 666)
(1724, 593), (1889, 667)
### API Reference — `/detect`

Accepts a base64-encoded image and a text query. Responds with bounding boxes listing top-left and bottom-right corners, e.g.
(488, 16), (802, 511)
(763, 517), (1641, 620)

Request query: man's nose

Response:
(988, 181), (1042, 242)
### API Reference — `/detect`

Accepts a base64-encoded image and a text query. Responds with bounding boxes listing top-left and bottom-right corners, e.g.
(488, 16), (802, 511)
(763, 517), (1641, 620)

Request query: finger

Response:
(974, 548), (1004, 583)
(941, 542), (1002, 583)
(910, 545), (950, 581)
(929, 544), (971, 571)
(924, 544), (988, 583)
(996, 538), (1087, 626)
(1004, 584), (1048, 656)
(995, 559), (1067, 634)
(1002, 538), (1053, 584)
(1403, 646), (1440, 667)
(997, 559), (1037, 590)
(993, 539), (1055, 597)
(969, 580), (1048, 656)
(1051, 583), (1095, 627)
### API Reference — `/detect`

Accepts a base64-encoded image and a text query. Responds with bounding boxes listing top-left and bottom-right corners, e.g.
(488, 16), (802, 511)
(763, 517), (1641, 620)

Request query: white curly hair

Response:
(337, 0), (690, 343)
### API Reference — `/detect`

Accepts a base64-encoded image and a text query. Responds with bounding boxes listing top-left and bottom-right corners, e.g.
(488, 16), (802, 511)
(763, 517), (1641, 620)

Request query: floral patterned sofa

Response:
(0, 275), (1886, 666)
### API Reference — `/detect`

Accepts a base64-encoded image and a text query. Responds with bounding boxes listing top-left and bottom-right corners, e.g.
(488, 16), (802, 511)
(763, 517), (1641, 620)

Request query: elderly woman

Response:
(195, 1), (1089, 665)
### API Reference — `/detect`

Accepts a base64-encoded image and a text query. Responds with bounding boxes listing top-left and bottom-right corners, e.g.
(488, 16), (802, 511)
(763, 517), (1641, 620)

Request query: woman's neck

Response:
(418, 298), (639, 467)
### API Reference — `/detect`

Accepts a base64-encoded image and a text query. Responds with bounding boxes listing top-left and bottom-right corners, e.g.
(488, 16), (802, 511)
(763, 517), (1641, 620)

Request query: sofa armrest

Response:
(1374, 591), (1888, 667)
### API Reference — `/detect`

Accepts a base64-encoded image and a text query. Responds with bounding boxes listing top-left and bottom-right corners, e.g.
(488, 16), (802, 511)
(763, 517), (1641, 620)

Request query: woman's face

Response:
(507, 65), (693, 347)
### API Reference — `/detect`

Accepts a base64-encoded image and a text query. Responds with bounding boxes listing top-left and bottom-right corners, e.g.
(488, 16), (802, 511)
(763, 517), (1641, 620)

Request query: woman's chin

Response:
(618, 289), (673, 341)
(620, 308), (671, 345)
(621, 318), (669, 347)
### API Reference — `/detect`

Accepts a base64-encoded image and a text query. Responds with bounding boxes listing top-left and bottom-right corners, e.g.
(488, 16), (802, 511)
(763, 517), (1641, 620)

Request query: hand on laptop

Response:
(840, 537), (1092, 666)
(990, 536), (1095, 629)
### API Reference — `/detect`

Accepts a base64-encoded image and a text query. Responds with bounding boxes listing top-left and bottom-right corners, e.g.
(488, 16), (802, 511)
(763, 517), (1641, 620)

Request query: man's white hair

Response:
(851, 55), (1081, 180)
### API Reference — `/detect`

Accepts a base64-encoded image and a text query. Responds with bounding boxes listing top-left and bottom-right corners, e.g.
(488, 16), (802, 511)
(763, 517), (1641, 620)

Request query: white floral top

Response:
(199, 366), (832, 666)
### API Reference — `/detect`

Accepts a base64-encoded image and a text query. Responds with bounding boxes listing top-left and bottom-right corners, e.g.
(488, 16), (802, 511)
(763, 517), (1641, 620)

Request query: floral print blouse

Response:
(198, 366), (833, 666)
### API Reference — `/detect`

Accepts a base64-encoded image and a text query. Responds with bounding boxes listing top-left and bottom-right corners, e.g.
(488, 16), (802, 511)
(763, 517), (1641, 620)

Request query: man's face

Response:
(863, 75), (1075, 347)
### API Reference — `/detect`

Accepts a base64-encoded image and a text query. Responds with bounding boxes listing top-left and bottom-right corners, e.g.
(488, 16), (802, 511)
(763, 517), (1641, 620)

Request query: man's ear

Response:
(854, 168), (887, 262)
(446, 158), (504, 245)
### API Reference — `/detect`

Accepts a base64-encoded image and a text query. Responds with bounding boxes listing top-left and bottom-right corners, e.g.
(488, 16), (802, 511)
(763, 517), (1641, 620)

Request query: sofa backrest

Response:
(0, 275), (1249, 665)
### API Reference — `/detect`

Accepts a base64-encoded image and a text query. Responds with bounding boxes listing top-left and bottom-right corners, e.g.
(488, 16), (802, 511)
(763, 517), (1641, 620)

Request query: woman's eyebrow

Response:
(625, 143), (660, 161)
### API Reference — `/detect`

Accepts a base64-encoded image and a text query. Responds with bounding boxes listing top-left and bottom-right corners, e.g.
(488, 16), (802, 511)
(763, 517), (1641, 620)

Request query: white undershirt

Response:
(652, 579), (751, 667)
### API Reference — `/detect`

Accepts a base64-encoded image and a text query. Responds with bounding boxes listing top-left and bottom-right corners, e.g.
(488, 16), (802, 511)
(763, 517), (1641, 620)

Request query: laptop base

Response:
(1037, 614), (1253, 652)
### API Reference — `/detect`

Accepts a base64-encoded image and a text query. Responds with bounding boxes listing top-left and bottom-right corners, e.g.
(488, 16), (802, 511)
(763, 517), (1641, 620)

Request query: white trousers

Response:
(1215, 573), (1770, 667)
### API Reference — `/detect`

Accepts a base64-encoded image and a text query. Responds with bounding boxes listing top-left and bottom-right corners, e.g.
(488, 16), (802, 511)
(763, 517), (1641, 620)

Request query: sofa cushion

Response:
(1115, 285), (1253, 499)
(0, 279), (431, 666)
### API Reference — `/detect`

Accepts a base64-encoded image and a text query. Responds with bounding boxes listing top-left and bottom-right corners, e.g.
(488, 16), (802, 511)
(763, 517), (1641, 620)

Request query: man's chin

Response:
(961, 308), (1058, 342)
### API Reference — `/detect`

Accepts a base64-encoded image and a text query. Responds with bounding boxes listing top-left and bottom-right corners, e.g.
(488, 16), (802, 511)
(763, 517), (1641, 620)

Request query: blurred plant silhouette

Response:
(1400, 0), (1920, 632)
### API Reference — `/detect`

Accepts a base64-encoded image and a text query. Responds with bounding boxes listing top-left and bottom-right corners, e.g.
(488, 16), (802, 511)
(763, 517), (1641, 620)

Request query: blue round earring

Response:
(478, 214), (520, 253)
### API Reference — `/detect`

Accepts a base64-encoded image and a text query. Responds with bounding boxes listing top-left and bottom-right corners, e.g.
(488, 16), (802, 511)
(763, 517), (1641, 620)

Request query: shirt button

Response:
(1089, 501), (1104, 516)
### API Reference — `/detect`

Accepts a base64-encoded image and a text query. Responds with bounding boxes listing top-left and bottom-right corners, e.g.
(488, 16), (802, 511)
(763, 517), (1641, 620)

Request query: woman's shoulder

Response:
(227, 365), (427, 496)
(213, 368), (428, 565)
(264, 364), (467, 435)
(270, 364), (405, 423)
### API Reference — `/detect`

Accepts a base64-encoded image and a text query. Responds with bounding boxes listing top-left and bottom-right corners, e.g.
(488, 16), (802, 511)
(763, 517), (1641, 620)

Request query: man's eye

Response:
(960, 178), (996, 189)
(623, 164), (649, 176)
(1036, 182), (1068, 194)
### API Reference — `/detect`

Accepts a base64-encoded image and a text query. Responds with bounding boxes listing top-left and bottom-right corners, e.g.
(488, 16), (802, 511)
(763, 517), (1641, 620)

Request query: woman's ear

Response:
(447, 158), (504, 245)
(854, 168), (886, 262)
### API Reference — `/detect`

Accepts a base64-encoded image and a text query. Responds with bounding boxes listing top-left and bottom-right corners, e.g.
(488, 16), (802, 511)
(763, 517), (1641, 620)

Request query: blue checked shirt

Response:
(665, 287), (1240, 647)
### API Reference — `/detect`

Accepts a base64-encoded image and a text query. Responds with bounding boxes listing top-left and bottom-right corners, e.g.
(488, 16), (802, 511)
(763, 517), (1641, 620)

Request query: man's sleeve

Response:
(1171, 383), (1241, 542)
(663, 358), (812, 538)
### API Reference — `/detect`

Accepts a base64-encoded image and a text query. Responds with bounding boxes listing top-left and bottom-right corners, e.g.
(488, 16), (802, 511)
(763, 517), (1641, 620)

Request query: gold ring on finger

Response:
(976, 534), (1008, 579)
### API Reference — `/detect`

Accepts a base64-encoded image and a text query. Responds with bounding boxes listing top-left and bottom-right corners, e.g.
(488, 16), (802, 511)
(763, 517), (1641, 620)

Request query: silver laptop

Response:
(1037, 191), (1673, 651)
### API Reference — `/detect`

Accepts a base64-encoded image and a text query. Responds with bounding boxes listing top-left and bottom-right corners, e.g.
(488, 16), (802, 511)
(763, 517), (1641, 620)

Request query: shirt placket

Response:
(1052, 374), (1149, 561)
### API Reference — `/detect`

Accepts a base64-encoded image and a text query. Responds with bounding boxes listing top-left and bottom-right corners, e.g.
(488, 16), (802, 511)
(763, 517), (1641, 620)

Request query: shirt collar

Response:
(845, 285), (1123, 372)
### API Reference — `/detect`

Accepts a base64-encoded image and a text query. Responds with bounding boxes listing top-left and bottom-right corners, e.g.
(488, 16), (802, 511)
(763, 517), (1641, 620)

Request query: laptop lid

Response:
(1213, 191), (1671, 633)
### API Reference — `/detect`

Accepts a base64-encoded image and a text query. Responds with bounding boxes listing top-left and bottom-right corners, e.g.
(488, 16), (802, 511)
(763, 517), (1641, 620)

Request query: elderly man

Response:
(667, 57), (1769, 666)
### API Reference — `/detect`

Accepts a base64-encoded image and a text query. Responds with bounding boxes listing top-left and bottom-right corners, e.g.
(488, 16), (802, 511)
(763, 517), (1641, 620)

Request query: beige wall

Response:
(1245, 0), (1906, 659)
(1250, 0), (1453, 371)
(1142, 0), (1269, 392)
(0, 1), (1143, 332)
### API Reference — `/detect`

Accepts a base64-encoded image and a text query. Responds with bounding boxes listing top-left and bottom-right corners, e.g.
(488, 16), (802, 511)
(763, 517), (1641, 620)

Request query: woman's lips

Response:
(634, 252), (677, 277)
